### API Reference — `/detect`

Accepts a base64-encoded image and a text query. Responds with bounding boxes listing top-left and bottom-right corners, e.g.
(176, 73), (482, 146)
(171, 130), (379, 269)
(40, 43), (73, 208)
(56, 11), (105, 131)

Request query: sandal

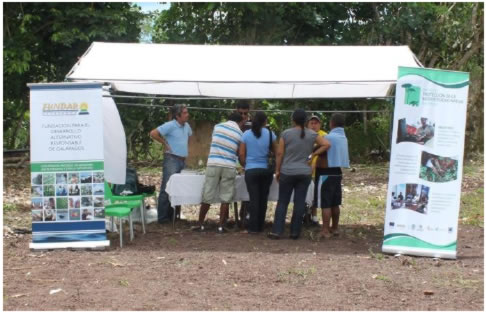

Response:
(320, 232), (332, 239)
(330, 228), (340, 237)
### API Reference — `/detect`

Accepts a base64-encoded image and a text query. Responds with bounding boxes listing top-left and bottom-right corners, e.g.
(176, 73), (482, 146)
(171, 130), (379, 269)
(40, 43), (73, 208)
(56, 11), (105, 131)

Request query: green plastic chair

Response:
(104, 182), (146, 234)
(105, 202), (134, 248)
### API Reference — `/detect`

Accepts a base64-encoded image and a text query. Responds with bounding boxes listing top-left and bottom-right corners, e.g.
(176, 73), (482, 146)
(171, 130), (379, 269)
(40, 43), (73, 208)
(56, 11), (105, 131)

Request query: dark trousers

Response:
(157, 154), (185, 222)
(244, 168), (273, 232)
(271, 173), (311, 237)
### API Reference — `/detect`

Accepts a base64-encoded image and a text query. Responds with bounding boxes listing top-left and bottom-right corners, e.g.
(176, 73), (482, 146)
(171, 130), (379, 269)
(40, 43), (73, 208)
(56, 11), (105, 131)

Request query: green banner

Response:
(31, 161), (104, 172)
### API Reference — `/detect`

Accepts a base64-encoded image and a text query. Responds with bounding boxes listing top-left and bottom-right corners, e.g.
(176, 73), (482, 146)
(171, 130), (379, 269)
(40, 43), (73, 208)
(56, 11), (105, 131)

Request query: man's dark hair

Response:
(228, 112), (243, 123)
(171, 104), (187, 119)
(236, 101), (250, 110)
(331, 113), (345, 128)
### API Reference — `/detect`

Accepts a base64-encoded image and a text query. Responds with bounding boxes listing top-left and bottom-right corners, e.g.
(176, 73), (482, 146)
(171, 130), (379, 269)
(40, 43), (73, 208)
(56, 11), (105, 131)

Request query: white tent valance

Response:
(66, 42), (422, 99)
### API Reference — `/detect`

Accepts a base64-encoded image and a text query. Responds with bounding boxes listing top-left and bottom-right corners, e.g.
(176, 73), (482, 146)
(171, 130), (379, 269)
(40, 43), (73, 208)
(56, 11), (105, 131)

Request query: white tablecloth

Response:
(166, 173), (314, 206)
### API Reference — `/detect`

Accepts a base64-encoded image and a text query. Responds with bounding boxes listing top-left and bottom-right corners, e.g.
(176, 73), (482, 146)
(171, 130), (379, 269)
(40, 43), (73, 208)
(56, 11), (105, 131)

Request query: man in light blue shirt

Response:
(150, 104), (192, 223)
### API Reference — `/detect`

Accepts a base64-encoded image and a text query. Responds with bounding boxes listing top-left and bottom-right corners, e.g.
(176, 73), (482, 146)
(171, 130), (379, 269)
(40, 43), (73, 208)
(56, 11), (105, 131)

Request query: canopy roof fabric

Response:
(66, 42), (422, 99)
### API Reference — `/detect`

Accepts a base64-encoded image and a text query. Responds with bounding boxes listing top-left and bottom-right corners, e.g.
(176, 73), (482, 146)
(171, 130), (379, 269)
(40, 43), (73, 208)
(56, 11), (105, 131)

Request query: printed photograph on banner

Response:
(80, 172), (93, 183)
(69, 197), (81, 209)
(68, 173), (79, 184)
(69, 208), (81, 221)
(56, 197), (68, 210)
(56, 184), (68, 196)
(43, 197), (55, 210)
(93, 196), (104, 207)
(81, 196), (93, 207)
(81, 184), (92, 195)
(31, 173), (43, 185)
(43, 173), (55, 184)
(43, 185), (55, 197)
(31, 186), (43, 197)
(56, 173), (68, 184)
(56, 209), (69, 221)
(69, 184), (80, 196)
(31, 198), (43, 210)
(396, 117), (435, 147)
(82, 208), (94, 220)
(420, 151), (458, 183)
(93, 172), (104, 183)
(94, 208), (105, 219)
(44, 208), (56, 221)
(93, 184), (104, 195)
(391, 183), (429, 214)
(32, 210), (43, 222)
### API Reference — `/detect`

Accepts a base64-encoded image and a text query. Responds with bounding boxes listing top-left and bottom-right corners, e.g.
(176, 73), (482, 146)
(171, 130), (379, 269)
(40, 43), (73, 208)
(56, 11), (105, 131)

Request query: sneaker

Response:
(216, 226), (228, 234)
(289, 234), (299, 240)
(191, 225), (205, 232)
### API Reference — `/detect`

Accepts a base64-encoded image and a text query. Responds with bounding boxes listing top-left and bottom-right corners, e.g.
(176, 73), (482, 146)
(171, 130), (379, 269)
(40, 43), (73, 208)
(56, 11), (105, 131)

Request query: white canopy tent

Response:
(66, 42), (422, 99)
(67, 42), (423, 183)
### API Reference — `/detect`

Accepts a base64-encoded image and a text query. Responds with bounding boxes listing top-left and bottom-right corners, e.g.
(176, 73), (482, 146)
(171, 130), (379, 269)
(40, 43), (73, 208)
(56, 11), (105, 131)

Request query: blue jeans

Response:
(271, 173), (311, 237)
(158, 153), (185, 222)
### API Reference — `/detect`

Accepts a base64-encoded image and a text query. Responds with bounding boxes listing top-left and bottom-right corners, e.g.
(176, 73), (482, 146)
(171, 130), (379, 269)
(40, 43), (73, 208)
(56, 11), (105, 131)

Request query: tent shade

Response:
(66, 42), (422, 99)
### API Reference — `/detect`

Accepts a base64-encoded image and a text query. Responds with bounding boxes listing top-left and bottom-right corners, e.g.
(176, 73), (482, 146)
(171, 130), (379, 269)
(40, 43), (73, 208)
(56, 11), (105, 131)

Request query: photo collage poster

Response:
(382, 67), (469, 259)
(29, 83), (108, 248)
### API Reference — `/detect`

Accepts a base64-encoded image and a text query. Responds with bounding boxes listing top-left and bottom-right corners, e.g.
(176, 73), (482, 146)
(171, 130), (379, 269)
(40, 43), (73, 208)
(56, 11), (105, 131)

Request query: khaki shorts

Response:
(201, 166), (237, 204)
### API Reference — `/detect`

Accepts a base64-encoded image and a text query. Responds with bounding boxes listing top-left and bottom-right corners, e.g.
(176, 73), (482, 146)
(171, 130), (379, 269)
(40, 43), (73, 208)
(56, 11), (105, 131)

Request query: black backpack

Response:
(112, 168), (140, 195)
(112, 168), (156, 196)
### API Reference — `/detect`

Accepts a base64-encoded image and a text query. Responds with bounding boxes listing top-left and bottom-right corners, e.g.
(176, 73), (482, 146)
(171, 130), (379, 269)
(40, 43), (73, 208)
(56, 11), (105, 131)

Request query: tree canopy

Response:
(3, 2), (483, 160)
(3, 2), (143, 148)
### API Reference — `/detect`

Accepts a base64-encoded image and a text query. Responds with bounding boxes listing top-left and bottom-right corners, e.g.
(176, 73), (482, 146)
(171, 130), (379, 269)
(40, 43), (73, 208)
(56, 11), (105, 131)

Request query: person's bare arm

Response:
(275, 137), (285, 182)
(309, 136), (330, 164)
(149, 128), (172, 153)
(238, 142), (247, 168)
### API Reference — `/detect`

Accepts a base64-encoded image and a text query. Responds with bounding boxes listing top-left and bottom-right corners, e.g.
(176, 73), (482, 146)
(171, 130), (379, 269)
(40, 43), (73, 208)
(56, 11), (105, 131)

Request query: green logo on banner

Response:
(401, 83), (421, 106)
(78, 102), (90, 115)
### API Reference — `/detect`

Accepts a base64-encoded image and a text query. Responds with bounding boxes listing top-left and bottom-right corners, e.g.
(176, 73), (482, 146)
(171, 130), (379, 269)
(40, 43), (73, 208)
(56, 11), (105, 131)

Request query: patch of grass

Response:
(168, 238), (178, 245)
(136, 166), (162, 175)
(342, 192), (386, 226)
(368, 248), (385, 260)
(452, 276), (481, 289)
(434, 273), (482, 290)
(119, 279), (129, 287)
(3, 203), (18, 212)
(374, 274), (391, 282)
(277, 267), (317, 283)
(460, 188), (484, 227)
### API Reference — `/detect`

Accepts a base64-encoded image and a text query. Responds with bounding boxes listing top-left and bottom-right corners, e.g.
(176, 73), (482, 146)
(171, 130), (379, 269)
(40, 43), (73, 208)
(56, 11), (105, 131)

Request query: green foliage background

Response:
(3, 2), (483, 163)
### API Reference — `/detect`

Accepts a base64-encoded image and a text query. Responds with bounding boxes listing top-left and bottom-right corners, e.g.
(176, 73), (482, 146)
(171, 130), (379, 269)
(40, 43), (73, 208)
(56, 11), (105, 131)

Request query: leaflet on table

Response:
(383, 67), (469, 259)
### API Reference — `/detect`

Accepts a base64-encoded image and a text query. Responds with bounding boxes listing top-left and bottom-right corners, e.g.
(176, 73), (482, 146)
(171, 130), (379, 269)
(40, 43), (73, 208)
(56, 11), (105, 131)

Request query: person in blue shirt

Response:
(150, 104), (192, 224)
(316, 113), (350, 238)
(238, 111), (277, 233)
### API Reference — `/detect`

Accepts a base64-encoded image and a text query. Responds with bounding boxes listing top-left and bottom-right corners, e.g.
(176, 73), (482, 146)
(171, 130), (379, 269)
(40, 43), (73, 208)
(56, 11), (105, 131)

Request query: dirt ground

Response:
(3, 163), (484, 311)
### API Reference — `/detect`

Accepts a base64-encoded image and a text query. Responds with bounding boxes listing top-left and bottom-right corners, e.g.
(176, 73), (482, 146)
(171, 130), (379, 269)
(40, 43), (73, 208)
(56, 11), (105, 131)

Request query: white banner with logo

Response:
(382, 67), (469, 259)
(28, 82), (109, 249)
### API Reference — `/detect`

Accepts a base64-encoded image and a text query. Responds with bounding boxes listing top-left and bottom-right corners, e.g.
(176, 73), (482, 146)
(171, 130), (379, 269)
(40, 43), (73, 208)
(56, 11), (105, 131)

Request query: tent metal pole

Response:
(103, 94), (395, 101)
(113, 102), (389, 114)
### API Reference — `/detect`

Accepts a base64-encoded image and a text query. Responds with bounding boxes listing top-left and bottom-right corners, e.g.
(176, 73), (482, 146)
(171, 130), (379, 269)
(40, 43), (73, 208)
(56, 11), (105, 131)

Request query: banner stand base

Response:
(382, 245), (456, 260)
(29, 240), (110, 250)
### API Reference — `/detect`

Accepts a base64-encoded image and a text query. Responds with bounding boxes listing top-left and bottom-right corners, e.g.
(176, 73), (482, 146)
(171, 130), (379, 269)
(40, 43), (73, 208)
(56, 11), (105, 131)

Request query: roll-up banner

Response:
(382, 67), (469, 259)
(28, 82), (109, 249)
